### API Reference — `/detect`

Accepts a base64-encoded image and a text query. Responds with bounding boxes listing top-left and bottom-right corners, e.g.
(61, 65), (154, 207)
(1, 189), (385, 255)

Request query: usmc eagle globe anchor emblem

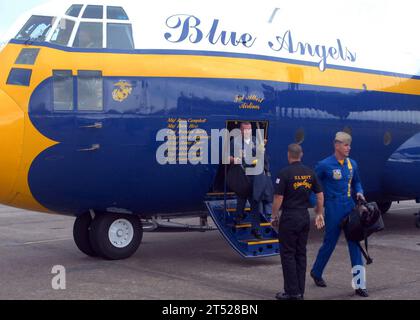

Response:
(112, 81), (133, 102)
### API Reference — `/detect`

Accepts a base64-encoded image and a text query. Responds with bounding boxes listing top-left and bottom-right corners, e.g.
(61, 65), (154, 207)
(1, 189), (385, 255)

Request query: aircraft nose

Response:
(0, 89), (24, 205)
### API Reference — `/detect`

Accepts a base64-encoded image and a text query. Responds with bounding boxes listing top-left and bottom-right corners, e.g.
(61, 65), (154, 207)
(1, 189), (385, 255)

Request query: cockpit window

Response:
(7, 68), (32, 86)
(82, 5), (103, 19)
(61, 5), (133, 49)
(15, 48), (40, 65)
(107, 23), (134, 49)
(15, 15), (55, 42)
(65, 4), (83, 17)
(73, 22), (103, 48)
(107, 6), (129, 20)
(50, 19), (75, 46)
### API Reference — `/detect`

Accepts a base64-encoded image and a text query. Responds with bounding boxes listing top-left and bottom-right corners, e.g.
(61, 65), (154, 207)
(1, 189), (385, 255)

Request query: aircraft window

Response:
(15, 15), (55, 42)
(107, 6), (129, 20)
(53, 70), (74, 111)
(50, 19), (75, 46)
(73, 22), (103, 48)
(82, 5), (103, 19)
(107, 23), (134, 49)
(66, 4), (83, 17)
(77, 70), (103, 111)
(15, 48), (40, 65)
(6, 68), (32, 86)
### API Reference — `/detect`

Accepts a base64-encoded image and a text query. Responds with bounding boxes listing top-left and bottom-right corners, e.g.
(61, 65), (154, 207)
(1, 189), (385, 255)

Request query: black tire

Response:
(89, 213), (143, 260)
(73, 213), (97, 257)
(377, 201), (392, 215)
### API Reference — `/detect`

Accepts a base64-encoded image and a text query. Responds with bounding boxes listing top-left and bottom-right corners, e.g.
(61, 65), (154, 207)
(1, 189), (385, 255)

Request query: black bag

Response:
(361, 202), (385, 236)
(342, 201), (385, 264)
(226, 164), (252, 198)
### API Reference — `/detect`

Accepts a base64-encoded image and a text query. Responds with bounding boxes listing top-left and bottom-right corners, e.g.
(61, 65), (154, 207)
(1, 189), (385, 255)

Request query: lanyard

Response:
(346, 158), (353, 197)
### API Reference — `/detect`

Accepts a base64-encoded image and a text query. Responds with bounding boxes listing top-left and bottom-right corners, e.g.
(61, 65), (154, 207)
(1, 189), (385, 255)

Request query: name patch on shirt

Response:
(333, 169), (342, 180)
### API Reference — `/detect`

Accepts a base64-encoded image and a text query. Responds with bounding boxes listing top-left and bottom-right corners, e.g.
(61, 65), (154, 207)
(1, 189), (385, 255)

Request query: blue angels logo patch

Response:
(333, 169), (342, 180)
(112, 81), (133, 102)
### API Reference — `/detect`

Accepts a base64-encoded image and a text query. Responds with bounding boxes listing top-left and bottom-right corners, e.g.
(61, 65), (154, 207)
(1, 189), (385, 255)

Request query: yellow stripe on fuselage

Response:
(0, 42), (419, 213)
(3, 43), (420, 97)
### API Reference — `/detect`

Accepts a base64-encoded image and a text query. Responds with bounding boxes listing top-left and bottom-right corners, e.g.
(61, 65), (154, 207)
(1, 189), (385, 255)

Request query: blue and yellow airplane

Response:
(0, 0), (419, 260)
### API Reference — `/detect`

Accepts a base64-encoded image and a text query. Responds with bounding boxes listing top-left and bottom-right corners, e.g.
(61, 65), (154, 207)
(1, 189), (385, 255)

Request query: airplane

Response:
(0, 0), (419, 260)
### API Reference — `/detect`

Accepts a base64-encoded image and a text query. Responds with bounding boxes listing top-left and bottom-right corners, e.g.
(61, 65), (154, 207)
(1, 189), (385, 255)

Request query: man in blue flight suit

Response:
(310, 132), (369, 297)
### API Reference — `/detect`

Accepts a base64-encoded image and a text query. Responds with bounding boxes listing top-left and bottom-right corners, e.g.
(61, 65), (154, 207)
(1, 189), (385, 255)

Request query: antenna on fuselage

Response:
(269, 8), (280, 23)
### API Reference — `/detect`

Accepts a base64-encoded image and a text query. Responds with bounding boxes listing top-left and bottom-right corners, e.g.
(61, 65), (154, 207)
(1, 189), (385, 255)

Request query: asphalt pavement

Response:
(0, 201), (419, 300)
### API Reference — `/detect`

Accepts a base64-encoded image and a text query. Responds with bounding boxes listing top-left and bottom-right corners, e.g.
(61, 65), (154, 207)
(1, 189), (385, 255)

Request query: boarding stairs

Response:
(205, 193), (280, 258)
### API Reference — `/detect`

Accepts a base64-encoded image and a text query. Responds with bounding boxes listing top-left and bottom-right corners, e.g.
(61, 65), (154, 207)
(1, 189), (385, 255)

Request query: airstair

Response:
(205, 193), (280, 258)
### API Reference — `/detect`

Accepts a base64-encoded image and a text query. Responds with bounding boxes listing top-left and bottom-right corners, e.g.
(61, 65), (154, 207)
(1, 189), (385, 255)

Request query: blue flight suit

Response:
(311, 155), (364, 280)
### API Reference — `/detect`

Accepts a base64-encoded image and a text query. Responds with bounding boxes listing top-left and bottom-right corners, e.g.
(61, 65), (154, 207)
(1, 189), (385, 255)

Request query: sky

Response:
(0, 0), (418, 74)
(0, 0), (47, 41)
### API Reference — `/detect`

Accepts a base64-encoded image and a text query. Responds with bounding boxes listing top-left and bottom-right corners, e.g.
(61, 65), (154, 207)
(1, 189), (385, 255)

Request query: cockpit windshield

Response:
(13, 5), (135, 50)
(15, 15), (55, 42)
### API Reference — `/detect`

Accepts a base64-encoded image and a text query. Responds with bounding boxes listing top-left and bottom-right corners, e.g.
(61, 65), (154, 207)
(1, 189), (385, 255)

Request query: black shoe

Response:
(310, 271), (327, 287)
(275, 292), (303, 300)
(355, 288), (369, 297)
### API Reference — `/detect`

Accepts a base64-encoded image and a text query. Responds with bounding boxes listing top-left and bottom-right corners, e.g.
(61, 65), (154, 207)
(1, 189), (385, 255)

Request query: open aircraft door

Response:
(205, 120), (279, 258)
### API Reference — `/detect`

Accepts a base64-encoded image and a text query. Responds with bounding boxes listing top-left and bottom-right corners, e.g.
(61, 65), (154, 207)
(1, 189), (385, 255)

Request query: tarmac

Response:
(0, 201), (419, 300)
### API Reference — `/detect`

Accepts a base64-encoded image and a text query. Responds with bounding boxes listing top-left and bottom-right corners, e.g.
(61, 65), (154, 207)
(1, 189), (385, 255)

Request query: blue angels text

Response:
(164, 14), (357, 71)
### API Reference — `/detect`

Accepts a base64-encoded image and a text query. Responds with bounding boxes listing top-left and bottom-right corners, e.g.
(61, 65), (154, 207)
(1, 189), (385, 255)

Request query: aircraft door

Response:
(210, 120), (269, 193)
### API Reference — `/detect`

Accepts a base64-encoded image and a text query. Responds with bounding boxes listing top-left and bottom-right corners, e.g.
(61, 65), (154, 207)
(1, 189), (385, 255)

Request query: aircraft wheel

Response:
(89, 213), (143, 260)
(73, 213), (97, 257)
(377, 201), (392, 215)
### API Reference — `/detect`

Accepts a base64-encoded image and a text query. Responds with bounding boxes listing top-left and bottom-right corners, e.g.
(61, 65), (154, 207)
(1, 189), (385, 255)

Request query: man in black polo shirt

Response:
(271, 144), (325, 300)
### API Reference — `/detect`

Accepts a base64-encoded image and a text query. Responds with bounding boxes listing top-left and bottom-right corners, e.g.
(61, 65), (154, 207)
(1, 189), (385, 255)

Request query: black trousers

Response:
(278, 209), (310, 296)
(236, 196), (260, 230)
